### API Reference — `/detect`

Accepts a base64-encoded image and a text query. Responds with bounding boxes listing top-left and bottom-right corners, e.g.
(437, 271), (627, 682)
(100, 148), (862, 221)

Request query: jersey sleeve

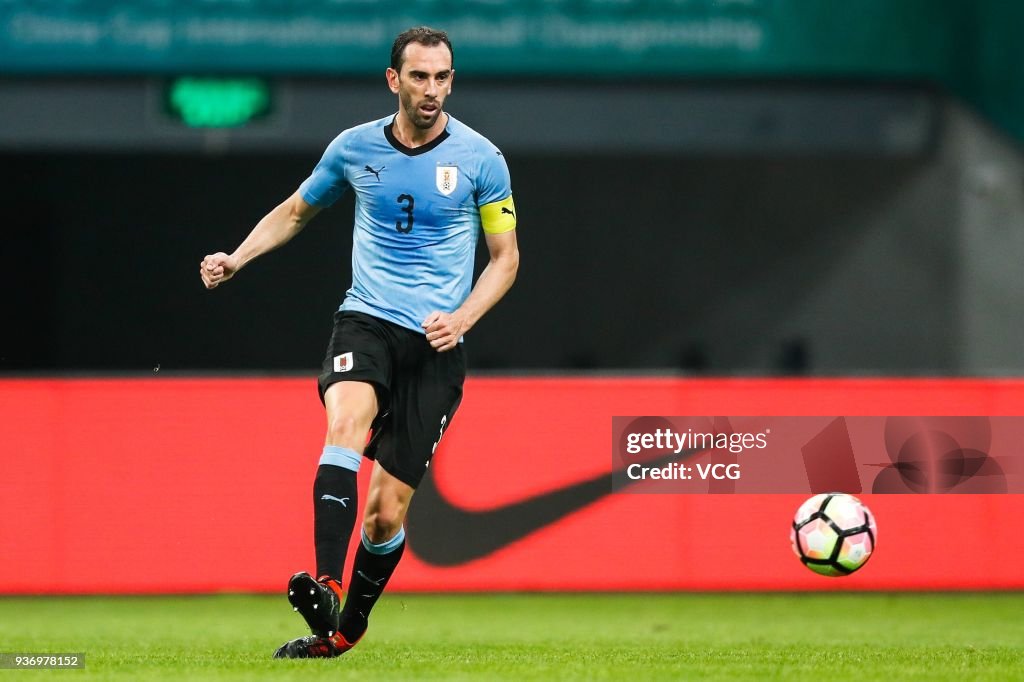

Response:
(476, 147), (517, 235)
(299, 133), (350, 208)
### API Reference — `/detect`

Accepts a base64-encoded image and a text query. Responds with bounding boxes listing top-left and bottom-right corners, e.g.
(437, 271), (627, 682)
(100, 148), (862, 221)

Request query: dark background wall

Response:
(3, 1), (1024, 376)
(3, 79), (1023, 375)
(0, 144), (948, 374)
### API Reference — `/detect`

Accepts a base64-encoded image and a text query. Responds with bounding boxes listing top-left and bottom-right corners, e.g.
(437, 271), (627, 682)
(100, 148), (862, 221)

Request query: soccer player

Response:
(199, 26), (518, 659)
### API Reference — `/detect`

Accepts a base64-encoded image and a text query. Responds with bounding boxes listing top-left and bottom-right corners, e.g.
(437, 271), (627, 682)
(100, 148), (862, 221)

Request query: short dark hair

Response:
(390, 27), (453, 72)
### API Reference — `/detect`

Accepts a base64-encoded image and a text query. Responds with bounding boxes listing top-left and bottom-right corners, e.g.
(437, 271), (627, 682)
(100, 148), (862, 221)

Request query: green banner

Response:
(0, 1), (1019, 139)
(0, 1), (962, 76)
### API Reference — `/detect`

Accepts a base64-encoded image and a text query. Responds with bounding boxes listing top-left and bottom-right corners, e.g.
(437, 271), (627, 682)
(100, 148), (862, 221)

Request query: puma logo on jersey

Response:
(363, 165), (385, 181)
(501, 207), (515, 218)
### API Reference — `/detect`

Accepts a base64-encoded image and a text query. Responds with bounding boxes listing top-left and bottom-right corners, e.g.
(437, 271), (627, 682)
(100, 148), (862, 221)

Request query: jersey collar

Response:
(384, 115), (451, 156)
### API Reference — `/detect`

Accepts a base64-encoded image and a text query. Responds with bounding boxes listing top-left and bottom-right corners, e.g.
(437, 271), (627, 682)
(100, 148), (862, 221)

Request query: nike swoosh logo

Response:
(320, 494), (349, 507)
(407, 447), (705, 567)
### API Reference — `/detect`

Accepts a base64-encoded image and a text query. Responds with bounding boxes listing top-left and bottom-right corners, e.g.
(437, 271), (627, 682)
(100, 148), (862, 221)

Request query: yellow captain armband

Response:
(479, 196), (517, 234)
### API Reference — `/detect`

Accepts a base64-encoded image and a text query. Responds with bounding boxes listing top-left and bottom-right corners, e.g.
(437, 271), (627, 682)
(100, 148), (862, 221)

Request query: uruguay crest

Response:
(333, 352), (353, 373)
(436, 165), (458, 196)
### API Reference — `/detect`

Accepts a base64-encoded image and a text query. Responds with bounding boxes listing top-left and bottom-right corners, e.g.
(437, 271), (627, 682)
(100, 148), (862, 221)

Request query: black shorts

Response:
(317, 310), (466, 488)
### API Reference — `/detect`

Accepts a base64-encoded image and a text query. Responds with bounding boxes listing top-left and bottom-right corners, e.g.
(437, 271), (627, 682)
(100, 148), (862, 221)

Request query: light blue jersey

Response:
(299, 114), (517, 334)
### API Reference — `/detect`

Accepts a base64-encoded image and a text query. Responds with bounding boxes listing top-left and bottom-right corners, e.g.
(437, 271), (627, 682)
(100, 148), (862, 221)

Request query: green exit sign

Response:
(165, 77), (273, 128)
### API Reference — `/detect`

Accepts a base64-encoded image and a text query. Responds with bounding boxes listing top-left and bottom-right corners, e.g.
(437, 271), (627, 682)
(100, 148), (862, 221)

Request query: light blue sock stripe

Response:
(361, 526), (406, 555)
(319, 445), (361, 472)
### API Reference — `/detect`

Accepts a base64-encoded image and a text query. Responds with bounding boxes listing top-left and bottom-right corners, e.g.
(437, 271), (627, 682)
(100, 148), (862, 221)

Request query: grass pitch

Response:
(0, 593), (1021, 680)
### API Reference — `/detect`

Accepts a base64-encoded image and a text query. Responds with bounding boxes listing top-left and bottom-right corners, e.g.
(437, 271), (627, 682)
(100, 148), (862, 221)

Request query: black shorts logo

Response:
(333, 352), (354, 373)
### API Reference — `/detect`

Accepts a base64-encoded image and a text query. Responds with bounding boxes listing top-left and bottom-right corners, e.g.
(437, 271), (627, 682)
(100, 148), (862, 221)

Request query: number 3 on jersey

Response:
(396, 194), (414, 233)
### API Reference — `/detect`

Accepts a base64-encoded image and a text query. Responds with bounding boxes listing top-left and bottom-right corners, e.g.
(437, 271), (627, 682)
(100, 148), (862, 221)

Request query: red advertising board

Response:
(1, 377), (1023, 593)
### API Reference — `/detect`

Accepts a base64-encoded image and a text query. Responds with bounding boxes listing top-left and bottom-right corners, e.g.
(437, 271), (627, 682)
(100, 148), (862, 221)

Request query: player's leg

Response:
(314, 380), (378, 582)
(284, 380), (377, 645)
(336, 332), (466, 643)
(276, 312), (392, 659)
(336, 463), (414, 643)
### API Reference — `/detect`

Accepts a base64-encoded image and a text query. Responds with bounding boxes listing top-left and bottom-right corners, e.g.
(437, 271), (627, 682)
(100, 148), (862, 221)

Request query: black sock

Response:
(338, 528), (406, 641)
(312, 446), (361, 581)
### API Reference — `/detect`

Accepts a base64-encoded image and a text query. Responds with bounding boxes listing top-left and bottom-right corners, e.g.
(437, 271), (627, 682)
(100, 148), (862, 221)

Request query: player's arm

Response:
(423, 226), (519, 352)
(200, 191), (322, 290)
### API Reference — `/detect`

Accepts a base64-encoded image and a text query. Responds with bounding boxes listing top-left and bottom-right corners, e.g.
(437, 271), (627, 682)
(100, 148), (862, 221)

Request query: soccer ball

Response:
(790, 493), (877, 577)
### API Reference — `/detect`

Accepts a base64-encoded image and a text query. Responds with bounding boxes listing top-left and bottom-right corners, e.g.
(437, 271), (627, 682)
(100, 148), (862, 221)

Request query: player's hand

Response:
(422, 311), (468, 352)
(200, 252), (240, 289)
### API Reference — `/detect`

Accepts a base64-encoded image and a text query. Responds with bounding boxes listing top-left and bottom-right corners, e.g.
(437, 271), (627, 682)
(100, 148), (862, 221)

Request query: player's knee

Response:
(363, 507), (405, 544)
(326, 413), (369, 449)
